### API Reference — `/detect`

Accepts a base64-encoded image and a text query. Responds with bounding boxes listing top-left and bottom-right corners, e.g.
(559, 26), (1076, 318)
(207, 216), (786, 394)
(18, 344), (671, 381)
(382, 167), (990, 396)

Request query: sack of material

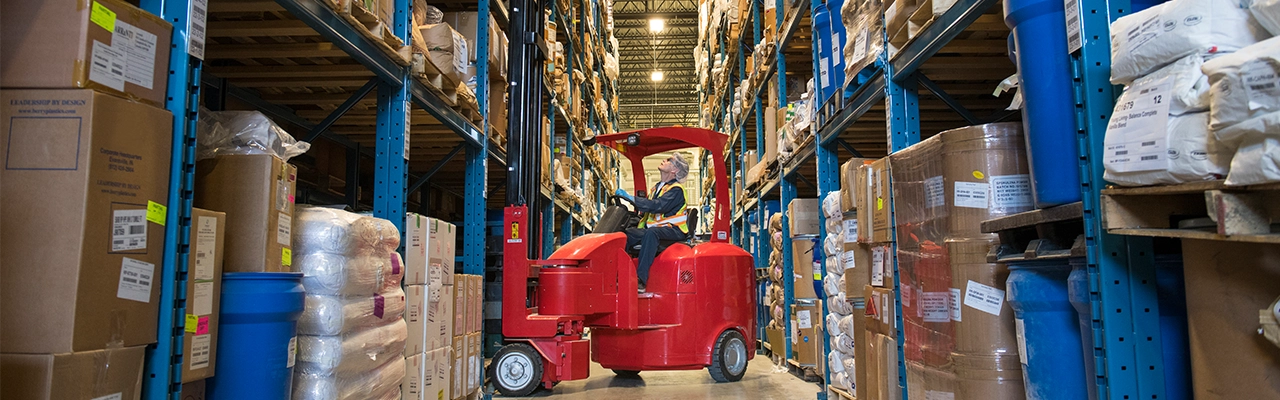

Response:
(295, 319), (408, 377)
(1226, 134), (1280, 184)
(1109, 0), (1267, 84)
(293, 207), (384, 257)
(1105, 112), (1230, 185)
(1251, 0), (1280, 35)
(1202, 35), (1280, 144)
(292, 356), (405, 400)
(296, 253), (403, 297)
(298, 288), (407, 336)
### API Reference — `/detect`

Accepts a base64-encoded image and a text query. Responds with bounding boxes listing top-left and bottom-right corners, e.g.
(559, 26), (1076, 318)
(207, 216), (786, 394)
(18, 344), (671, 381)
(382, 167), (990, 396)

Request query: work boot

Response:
(638, 280), (646, 293)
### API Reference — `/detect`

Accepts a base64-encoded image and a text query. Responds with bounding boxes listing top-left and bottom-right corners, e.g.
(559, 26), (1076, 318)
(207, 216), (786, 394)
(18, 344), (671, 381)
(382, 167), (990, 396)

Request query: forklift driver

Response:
(614, 152), (691, 292)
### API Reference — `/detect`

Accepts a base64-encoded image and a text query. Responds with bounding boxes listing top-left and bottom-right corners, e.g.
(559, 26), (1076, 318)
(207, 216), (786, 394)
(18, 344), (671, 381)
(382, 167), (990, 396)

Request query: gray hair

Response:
(670, 152), (690, 182)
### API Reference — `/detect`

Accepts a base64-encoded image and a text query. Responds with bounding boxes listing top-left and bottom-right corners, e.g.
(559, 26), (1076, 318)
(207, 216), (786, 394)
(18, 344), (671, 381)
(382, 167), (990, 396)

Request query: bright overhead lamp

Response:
(650, 70), (664, 81)
(649, 18), (665, 32)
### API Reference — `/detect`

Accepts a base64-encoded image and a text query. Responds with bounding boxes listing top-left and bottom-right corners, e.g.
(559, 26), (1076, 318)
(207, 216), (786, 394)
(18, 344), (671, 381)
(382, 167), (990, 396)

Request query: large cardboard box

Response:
(765, 327), (787, 355)
(405, 284), (451, 356)
(764, 106), (779, 163)
(788, 198), (821, 236)
(442, 12), (508, 80)
(194, 155), (297, 273)
(865, 285), (898, 338)
(453, 276), (468, 337)
(403, 347), (452, 400)
(842, 241), (874, 293)
(432, 285), (456, 351)
(1, 89), (172, 353)
(450, 335), (466, 400)
(1, 0), (173, 106)
(841, 158), (874, 212)
(790, 302), (823, 366)
(180, 379), (206, 400)
(865, 158), (894, 243)
(467, 276), (482, 334)
(183, 208), (225, 382)
(0, 346), (145, 399)
(466, 332), (481, 393)
(791, 237), (820, 299)
(406, 213), (457, 286)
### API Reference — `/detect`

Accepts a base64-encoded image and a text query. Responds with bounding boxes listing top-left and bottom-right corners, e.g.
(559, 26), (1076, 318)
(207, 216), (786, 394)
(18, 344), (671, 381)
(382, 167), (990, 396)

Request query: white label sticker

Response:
(964, 280), (1006, 316)
(852, 30), (868, 63)
(117, 257), (155, 303)
(950, 288), (962, 322)
(922, 292), (950, 323)
(194, 216), (217, 281)
(870, 247), (886, 286)
(989, 174), (1033, 210)
(1124, 14), (1164, 54)
(954, 182), (990, 209)
(193, 281), (214, 316)
(881, 293), (891, 325)
(287, 336), (298, 368)
(820, 58), (831, 88)
(798, 310), (812, 329)
(89, 40), (127, 91)
(114, 21), (157, 90)
(925, 176), (944, 208)
(111, 209), (147, 251)
(1064, 0), (1083, 53)
(901, 284), (912, 308)
(791, 320), (800, 344)
(404, 107), (412, 160)
(277, 213), (292, 246)
(1016, 318), (1029, 365)
(91, 393), (123, 400)
(190, 334), (211, 369)
(188, 0), (208, 59)
(843, 219), (858, 243)
(1105, 76), (1173, 172)
(841, 250), (857, 271)
(1242, 60), (1280, 111)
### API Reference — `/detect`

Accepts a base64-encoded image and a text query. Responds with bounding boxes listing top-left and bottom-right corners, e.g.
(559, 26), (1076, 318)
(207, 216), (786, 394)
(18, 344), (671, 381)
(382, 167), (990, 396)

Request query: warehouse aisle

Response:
(501, 357), (820, 399)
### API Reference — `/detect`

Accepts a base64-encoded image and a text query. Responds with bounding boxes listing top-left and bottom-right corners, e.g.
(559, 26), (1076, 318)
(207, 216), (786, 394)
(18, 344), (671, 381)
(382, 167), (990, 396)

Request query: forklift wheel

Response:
(491, 343), (544, 396)
(708, 330), (748, 383)
(612, 369), (641, 378)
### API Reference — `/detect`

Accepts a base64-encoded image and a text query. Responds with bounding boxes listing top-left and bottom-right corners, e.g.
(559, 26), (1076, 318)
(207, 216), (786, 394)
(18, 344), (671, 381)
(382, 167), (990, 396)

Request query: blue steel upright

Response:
(884, 53), (919, 400)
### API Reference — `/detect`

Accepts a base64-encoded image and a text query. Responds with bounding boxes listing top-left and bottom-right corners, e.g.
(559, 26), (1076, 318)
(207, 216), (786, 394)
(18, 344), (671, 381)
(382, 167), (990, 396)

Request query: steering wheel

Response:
(610, 194), (638, 213)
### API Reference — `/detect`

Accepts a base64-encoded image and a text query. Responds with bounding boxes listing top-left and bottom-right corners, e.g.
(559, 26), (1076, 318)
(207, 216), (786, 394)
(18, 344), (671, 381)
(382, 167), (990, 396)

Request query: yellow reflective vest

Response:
(639, 182), (689, 234)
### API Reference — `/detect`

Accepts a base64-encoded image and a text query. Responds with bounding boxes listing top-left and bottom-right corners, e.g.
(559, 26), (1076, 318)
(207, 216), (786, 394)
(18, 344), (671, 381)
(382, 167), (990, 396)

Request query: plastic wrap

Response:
(826, 255), (845, 277)
(298, 288), (407, 336)
(1109, 0), (1267, 84)
(833, 333), (857, 354)
(1253, 0), (1280, 35)
(372, 387), (401, 400)
(292, 356), (405, 400)
(825, 276), (843, 299)
(837, 315), (855, 337)
(297, 253), (402, 297)
(197, 110), (311, 161)
(826, 313), (843, 334)
(1202, 36), (1280, 145)
(421, 5), (443, 24)
(1226, 135), (1280, 184)
(829, 292), (855, 315)
(295, 319), (408, 377)
(294, 207), (384, 256)
(1104, 112), (1230, 186)
(842, 0), (885, 86)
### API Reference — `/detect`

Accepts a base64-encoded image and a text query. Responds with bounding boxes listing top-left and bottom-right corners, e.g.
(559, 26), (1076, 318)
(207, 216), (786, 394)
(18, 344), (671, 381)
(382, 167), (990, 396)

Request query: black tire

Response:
(612, 369), (641, 378)
(708, 330), (749, 383)
(490, 343), (544, 396)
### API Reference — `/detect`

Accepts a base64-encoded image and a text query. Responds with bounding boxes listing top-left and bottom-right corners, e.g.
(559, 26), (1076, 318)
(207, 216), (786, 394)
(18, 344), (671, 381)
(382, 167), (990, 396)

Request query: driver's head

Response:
(662, 152), (690, 182)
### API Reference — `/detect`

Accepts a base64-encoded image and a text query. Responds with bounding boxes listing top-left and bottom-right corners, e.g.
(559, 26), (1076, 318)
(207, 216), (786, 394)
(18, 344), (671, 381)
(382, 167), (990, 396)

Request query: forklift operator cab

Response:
(493, 127), (756, 396)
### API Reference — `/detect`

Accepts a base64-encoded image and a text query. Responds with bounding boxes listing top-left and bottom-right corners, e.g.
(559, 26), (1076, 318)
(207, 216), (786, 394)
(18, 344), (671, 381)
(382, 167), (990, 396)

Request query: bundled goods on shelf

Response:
(821, 192), (860, 392)
(291, 207), (406, 400)
(1201, 35), (1280, 185)
(837, 158), (876, 399)
(841, 0), (885, 86)
(413, 17), (470, 86)
(765, 214), (789, 356)
(888, 123), (1034, 399)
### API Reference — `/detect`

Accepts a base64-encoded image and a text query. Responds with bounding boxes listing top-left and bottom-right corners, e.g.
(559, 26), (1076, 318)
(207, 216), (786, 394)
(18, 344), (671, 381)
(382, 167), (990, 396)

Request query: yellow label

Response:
(813, 272), (822, 280)
(510, 222), (519, 239)
(185, 314), (198, 333)
(90, 2), (116, 32)
(876, 197), (884, 210)
(282, 248), (292, 266)
(146, 201), (167, 226)
(972, 170), (985, 180)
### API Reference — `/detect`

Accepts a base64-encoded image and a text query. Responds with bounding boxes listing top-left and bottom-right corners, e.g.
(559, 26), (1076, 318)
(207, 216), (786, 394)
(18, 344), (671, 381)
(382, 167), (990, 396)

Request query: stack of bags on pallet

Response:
(764, 213), (788, 362)
(292, 207), (407, 400)
(821, 192), (858, 392)
(1105, 0), (1280, 186)
(841, 0), (885, 88)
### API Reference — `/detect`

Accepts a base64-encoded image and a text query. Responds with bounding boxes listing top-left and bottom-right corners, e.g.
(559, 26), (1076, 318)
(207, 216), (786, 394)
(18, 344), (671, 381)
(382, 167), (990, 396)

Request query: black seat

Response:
(654, 208), (698, 254)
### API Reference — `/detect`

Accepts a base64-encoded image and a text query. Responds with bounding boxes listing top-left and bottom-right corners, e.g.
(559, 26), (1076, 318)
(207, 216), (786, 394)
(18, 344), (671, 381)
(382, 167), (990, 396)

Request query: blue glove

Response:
(615, 189), (634, 202)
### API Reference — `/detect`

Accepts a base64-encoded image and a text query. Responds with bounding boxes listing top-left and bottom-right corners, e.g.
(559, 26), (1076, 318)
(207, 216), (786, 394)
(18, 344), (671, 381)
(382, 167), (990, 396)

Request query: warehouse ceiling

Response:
(611, 0), (700, 129)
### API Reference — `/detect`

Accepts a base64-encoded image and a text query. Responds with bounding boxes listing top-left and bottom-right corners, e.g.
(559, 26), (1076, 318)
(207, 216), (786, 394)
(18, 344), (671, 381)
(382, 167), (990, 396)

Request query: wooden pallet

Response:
(981, 202), (1086, 262)
(831, 386), (856, 400)
(786, 358), (824, 383)
(1101, 180), (1280, 243)
(322, 0), (410, 66)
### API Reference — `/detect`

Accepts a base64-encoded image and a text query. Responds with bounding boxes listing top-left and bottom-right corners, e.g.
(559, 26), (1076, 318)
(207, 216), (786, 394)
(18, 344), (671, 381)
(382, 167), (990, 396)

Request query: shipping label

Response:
(852, 29), (868, 63)
(287, 336), (298, 368)
(870, 246), (886, 286)
(843, 219), (858, 243)
(89, 41), (127, 91)
(841, 250), (857, 271)
(925, 176), (945, 208)
(964, 280), (1006, 316)
(1242, 59), (1280, 111)
(194, 215), (217, 280)
(193, 281), (214, 316)
(922, 291), (950, 323)
(277, 213), (292, 246)
(1105, 76), (1172, 172)
(112, 209), (147, 251)
(188, 0), (208, 59)
(113, 21), (157, 90)
(117, 257), (155, 303)
(950, 288), (962, 321)
(954, 181), (990, 209)
(190, 334), (211, 369)
(989, 174), (1033, 211)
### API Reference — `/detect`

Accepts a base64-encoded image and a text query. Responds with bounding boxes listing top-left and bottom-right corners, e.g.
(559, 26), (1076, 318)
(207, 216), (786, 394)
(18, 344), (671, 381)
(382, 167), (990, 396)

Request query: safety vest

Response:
(640, 182), (689, 234)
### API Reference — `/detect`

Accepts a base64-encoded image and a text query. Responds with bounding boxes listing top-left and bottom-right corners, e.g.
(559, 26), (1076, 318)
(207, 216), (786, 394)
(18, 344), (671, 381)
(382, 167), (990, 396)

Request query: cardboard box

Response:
(789, 302), (823, 366)
(467, 276), (482, 334)
(442, 12), (507, 80)
(841, 158), (874, 212)
(450, 336), (466, 400)
(865, 285), (897, 338)
(427, 285), (455, 352)
(765, 326), (787, 355)
(403, 347), (452, 400)
(453, 276), (468, 337)
(405, 284), (452, 356)
(764, 106), (779, 163)
(0, 346), (145, 399)
(866, 158), (894, 243)
(194, 155), (297, 273)
(791, 237), (819, 299)
(406, 213), (457, 286)
(489, 81), (510, 139)
(466, 332), (481, 393)
(842, 241), (874, 293)
(1, 0), (173, 106)
(788, 198), (821, 236)
(853, 302), (870, 400)
(1, 89), (172, 353)
(180, 379), (206, 400)
(183, 208), (225, 382)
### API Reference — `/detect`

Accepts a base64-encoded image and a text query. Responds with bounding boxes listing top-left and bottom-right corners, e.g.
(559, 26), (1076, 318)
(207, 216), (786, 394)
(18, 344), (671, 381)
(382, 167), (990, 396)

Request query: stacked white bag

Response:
(821, 192), (856, 391)
(1202, 35), (1280, 184)
(1104, 0), (1268, 185)
(293, 206), (407, 400)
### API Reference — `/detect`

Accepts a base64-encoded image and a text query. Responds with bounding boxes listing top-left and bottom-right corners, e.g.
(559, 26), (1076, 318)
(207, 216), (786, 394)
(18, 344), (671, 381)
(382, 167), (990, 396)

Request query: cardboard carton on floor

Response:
(789, 302), (824, 366)
(0, 346), (146, 400)
(466, 332), (481, 393)
(405, 214), (457, 286)
(183, 208), (225, 382)
(194, 154), (297, 273)
(406, 282), (452, 355)
(402, 346), (452, 400)
(451, 335), (466, 400)
(1, 0), (173, 106)
(1, 89), (172, 353)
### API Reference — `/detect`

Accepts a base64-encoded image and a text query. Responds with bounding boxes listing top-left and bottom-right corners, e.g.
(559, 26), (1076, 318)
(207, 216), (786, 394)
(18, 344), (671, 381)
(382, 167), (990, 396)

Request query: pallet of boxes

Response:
(0, 0), (184, 397)
(823, 158), (877, 398)
(787, 198), (825, 377)
(403, 213), (483, 400)
(851, 155), (902, 400)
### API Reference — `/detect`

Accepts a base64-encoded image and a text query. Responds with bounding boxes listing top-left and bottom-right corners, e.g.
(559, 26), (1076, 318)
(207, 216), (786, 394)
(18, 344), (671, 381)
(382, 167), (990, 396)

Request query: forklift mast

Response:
(505, 0), (546, 259)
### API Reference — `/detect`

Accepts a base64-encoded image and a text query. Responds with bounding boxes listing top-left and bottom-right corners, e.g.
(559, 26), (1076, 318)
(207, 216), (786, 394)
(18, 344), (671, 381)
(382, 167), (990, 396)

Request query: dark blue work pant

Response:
(624, 226), (686, 283)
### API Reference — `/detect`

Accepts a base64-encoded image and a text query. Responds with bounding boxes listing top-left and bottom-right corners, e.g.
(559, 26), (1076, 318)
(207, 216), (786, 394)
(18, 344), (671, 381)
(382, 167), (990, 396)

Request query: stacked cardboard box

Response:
(183, 209), (227, 384)
(404, 213), (457, 400)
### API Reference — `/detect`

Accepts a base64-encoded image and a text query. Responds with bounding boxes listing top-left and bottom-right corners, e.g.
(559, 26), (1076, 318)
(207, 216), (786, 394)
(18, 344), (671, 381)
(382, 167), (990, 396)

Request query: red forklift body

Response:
(497, 127), (755, 393)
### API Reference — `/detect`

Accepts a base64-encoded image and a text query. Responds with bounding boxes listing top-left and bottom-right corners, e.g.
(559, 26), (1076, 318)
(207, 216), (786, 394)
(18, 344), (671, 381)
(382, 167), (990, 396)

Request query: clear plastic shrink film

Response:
(298, 287), (407, 336)
(197, 110), (311, 161)
(294, 207), (383, 256)
(292, 356), (406, 400)
(1251, 0), (1280, 35)
(1109, 0), (1267, 84)
(1202, 36), (1280, 143)
(842, 0), (884, 84)
(296, 319), (409, 376)
(830, 292), (855, 315)
(296, 253), (403, 297)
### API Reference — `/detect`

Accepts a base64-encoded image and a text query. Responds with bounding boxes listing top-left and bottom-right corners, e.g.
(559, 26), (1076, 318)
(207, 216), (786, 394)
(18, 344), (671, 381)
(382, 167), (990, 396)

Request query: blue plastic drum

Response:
(1007, 260), (1087, 400)
(207, 272), (306, 400)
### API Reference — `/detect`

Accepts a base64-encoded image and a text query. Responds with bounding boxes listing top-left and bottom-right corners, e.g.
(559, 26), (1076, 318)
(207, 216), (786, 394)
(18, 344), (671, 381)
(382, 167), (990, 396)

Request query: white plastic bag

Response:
(1109, 0), (1267, 84)
(197, 110), (311, 161)
(1105, 112), (1230, 185)
(294, 207), (383, 257)
(295, 319), (408, 376)
(1226, 134), (1280, 184)
(296, 253), (402, 297)
(1202, 35), (1280, 144)
(1251, 0), (1280, 35)
(298, 288), (406, 336)
(292, 356), (405, 400)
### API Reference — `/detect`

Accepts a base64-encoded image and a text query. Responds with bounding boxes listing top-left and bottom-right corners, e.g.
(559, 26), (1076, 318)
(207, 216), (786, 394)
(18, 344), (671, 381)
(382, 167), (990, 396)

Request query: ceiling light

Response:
(651, 70), (664, 81)
(649, 18), (665, 32)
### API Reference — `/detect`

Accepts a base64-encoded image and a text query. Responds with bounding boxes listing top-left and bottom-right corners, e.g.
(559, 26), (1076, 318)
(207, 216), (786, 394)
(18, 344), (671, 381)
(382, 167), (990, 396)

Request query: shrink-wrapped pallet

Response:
(296, 319), (409, 377)
(298, 288), (407, 336)
(293, 356), (406, 400)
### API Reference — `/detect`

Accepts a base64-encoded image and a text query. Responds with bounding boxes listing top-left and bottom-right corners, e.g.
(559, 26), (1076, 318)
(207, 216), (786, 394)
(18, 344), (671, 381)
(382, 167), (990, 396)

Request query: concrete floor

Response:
(501, 355), (823, 399)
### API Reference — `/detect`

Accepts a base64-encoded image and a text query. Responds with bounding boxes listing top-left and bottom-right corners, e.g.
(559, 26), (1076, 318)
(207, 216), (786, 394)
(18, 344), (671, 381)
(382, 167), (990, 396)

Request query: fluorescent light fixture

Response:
(649, 18), (665, 32)
(650, 70), (664, 81)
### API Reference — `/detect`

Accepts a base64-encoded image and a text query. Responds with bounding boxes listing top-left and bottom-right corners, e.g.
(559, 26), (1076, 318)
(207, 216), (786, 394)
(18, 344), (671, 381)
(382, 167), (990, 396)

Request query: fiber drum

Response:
(1006, 260), (1087, 400)
(207, 272), (306, 400)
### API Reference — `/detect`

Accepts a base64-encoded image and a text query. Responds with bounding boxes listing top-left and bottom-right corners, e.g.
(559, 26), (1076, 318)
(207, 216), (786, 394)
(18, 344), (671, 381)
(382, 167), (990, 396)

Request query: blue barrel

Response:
(814, 3), (836, 105)
(208, 272), (305, 400)
(1067, 259), (1100, 400)
(1004, 0), (1081, 208)
(828, 0), (849, 96)
(1007, 260), (1087, 400)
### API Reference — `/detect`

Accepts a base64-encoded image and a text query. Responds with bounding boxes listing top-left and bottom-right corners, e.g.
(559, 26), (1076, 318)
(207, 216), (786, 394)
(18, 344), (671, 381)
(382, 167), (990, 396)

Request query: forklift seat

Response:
(654, 208), (698, 254)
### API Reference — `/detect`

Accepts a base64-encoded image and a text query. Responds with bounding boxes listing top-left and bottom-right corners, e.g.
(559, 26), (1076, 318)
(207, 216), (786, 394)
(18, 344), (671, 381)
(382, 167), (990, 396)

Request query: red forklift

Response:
(491, 127), (757, 396)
